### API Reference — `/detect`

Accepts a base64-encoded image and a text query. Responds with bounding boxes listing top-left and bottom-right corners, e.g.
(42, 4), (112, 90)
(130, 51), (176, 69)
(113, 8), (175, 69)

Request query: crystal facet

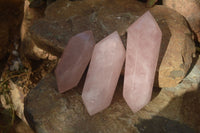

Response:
(123, 11), (162, 113)
(82, 31), (125, 115)
(55, 31), (95, 93)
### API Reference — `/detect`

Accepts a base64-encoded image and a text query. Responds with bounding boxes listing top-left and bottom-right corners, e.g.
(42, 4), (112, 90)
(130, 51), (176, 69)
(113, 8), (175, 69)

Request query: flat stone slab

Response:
(29, 1), (195, 88)
(24, 57), (200, 133)
(29, 0), (147, 56)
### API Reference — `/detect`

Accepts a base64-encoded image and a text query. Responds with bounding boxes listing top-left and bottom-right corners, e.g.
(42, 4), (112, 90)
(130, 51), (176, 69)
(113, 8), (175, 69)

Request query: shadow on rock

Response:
(136, 88), (200, 133)
(154, 19), (171, 87)
(180, 88), (200, 131)
(135, 116), (195, 133)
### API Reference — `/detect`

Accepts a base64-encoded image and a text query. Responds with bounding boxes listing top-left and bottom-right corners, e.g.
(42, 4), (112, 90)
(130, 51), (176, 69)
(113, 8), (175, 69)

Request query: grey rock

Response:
(29, 0), (196, 87)
(24, 73), (139, 133)
(24, 57), (200, 132)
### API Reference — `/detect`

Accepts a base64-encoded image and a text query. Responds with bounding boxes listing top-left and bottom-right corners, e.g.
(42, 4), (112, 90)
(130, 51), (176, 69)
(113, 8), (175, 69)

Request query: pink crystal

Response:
(82, 31), (125, 115)
(123, 11), (162, 113)
(55, 31), (95, 93)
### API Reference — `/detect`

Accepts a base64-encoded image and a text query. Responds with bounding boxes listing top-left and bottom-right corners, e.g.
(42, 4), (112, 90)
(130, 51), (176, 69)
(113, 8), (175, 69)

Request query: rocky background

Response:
(0, 0), (199, 133)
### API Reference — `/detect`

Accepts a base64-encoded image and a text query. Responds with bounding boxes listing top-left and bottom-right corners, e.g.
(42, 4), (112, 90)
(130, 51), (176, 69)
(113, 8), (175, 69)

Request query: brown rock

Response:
(150, 6), (196, 87)
(163, 0), (200, 42)
(30, 0), (147, 56)
(24, 62), (200, 132)
(20, 0), (53, 60)
(25, 73), (139, 133)
(29, 0), (195, 87)
(15, 121), (34, 133)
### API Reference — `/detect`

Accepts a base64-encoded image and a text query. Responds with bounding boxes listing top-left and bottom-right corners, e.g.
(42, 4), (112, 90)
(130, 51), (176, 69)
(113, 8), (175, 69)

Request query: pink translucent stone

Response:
(82, 31), (125, 115)
(55, 31), (95, 93)
(123, 11), (162, 113)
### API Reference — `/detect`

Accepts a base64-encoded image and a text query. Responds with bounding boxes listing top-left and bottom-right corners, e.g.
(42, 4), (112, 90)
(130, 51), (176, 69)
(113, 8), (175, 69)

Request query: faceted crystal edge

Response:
(55, 30), (95, 93)
(82, 31), (126, 116)
(123, 11), (162, 113)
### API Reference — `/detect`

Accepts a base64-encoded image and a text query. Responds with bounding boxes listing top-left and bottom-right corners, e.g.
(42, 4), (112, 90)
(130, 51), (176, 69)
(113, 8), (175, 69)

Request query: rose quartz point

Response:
(55, 31), (95, 93)
(82, 31), (125, 115)
(123, 11), (162, 113)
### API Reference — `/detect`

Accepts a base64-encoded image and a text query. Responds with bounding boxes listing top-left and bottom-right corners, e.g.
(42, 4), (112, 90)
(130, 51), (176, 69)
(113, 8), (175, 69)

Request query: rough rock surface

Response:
(150, 6), (196, 87)
(20, 0), (57, 60)
(29, 0), (147, 57)
(0, 0), (24, 59)
(163, 0), (200, 42)
(29, 0), (195, 87)
(24, 56), (200, 133)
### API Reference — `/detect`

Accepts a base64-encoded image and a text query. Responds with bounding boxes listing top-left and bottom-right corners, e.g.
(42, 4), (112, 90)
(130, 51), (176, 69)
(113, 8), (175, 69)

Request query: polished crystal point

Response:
(82, 31), (125, 115)
(55, 31), (95, 93)
(123, 11), (162, 113)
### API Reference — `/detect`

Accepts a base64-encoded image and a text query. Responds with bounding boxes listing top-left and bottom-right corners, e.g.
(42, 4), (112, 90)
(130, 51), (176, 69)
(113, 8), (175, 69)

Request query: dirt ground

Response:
(0, 49), (57, 133)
